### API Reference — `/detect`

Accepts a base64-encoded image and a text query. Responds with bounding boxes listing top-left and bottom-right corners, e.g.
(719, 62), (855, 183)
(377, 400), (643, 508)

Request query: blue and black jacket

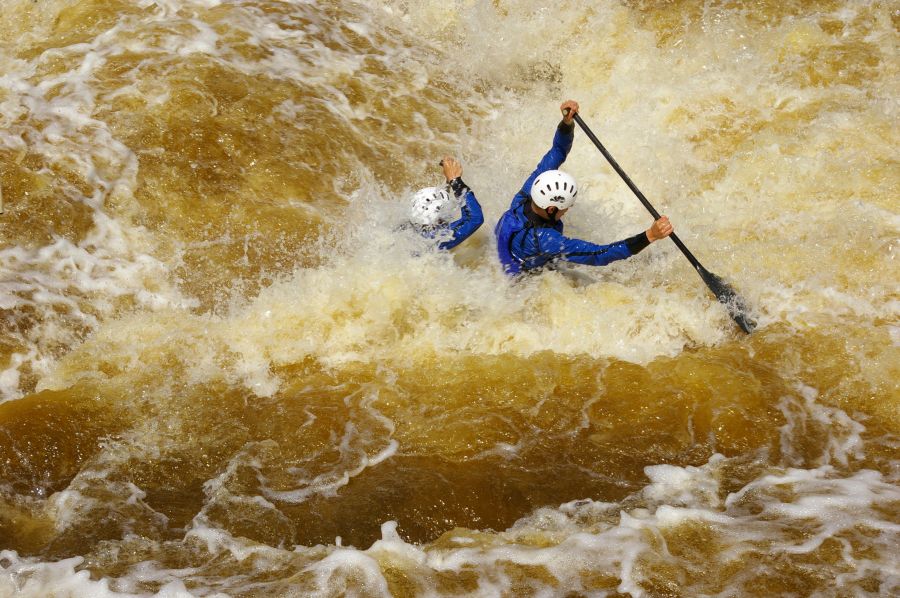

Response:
(422, 177), (484, 250)
(494, 121), (650, 275)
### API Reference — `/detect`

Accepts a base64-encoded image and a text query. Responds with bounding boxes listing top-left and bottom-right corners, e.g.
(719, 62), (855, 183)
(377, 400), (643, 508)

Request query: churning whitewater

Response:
(0, 0), (898, 596)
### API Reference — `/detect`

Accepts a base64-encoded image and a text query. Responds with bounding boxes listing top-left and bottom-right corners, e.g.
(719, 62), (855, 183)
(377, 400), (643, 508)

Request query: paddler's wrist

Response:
(448, 176), (468, 196)
(625, 231), (651, 254)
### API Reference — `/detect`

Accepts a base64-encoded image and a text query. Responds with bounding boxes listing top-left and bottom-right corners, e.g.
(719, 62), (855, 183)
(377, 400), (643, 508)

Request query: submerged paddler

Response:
(408, 156), (484, 250)
(495, 100), (674, 274)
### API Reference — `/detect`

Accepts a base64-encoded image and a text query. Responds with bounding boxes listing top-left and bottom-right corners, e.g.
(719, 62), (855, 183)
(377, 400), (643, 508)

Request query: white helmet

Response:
(530, 170), (577, 210)
(409, 186), (455, 227)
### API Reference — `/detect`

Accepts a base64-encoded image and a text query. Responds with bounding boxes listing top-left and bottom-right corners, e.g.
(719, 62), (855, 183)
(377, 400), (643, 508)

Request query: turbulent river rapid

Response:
(1, 0), (898, 596)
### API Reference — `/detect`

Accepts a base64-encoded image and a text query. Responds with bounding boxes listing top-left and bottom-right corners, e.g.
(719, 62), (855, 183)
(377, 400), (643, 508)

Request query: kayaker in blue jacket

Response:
(495, 100), (673, 275)
(409, 156), (484, 250)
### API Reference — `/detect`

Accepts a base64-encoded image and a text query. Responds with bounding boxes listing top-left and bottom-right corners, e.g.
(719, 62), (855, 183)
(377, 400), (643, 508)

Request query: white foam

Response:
(0, 548), (234, 597)
(5, 454), (899, 597)
(642, 453), (726, 508)
(0, 551), (130, 598)
(778, 383), (866, 468)
(262, 430), (399, 504)
(303, 548), (392, 598)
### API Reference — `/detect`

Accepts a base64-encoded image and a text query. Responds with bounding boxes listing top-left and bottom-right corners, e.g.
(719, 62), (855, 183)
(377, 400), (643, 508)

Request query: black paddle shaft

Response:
(569, 112), (756, 333)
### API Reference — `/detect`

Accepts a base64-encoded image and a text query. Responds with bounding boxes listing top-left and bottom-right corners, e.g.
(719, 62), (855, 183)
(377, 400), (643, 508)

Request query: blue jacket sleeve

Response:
(531, 227), (639, 267)
(515, 121), (575, 206)
(439, 188), (484, 250)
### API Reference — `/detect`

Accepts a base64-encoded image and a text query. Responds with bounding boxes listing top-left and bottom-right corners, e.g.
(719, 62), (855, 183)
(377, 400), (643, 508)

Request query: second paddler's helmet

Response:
(530, 170), (577, 210)
(409, 186), (455, 228)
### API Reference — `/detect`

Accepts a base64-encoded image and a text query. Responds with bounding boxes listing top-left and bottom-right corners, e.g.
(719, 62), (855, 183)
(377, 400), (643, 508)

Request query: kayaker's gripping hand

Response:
(441, 156), (463, 181)
(561, 100), (579, 124)
(647, 215), (674, 242)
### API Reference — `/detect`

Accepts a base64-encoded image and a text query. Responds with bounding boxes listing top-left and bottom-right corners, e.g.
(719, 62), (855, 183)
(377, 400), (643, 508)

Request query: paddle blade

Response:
(696, 266), (757, 334)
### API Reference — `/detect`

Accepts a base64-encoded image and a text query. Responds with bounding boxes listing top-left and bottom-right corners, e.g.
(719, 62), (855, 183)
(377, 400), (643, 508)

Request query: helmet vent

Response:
(529, 170), (577, 210)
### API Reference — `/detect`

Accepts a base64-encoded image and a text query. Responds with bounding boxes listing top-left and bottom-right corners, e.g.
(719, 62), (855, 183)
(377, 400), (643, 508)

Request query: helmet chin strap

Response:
(546, 206), (560, 222)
